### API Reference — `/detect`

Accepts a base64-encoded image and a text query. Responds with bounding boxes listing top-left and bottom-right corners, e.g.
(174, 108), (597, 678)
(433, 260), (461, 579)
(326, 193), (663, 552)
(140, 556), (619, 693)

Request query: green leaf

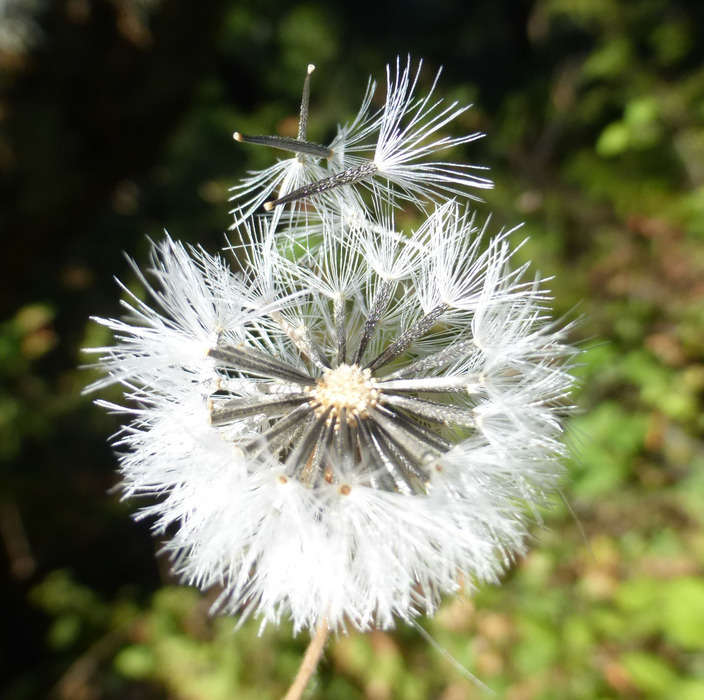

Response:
(596, 122), (630, 157)
(114, 645), (156, 680)
(622, 651), (678, 694)
(662, 578), (704, 650)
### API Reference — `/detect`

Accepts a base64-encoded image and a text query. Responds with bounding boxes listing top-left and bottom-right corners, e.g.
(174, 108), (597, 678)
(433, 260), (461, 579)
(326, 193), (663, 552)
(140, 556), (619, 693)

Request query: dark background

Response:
(2, 1), (703, 698)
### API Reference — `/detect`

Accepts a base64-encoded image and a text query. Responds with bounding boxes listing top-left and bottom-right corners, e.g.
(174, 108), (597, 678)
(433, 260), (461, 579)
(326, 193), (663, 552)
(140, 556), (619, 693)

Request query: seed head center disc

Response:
(310, 364), (379, 424)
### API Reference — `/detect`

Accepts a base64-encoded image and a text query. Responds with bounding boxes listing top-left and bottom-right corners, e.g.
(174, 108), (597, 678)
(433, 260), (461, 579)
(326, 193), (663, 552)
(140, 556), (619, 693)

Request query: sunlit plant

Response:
(90, 57), (577, 699)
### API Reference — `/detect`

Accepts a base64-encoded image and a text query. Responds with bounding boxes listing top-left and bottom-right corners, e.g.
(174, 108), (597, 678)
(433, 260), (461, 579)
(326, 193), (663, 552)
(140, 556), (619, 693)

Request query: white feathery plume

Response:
(342, 56), (493, 206)
(234, 57), (492, 221)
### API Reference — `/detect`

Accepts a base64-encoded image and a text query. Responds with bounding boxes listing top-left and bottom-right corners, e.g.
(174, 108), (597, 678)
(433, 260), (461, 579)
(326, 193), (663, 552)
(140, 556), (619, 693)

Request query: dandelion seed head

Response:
(90, 57), (578, 635)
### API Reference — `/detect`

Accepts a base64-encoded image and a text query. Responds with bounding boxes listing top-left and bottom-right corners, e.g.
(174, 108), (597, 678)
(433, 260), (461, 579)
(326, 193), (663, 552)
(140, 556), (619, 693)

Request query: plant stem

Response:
(282, 618), (330, 700)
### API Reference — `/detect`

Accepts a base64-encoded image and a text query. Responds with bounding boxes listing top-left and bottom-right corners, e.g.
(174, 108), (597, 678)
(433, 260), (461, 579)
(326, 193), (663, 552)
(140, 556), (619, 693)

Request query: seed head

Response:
(90, 58), (577, 635)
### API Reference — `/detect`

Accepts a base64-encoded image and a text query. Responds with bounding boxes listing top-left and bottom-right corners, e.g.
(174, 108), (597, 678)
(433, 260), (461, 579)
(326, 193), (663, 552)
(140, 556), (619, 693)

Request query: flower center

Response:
(309, 363), (380, 425)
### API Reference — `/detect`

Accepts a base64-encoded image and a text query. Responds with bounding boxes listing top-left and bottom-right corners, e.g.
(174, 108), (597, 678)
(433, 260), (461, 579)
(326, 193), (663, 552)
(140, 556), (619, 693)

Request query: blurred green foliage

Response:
(1, 0), (703, 698)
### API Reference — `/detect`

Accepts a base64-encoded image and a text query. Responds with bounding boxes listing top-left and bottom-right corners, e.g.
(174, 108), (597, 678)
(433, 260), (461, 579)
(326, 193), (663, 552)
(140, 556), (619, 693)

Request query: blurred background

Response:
(1, 0), (704, 698)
